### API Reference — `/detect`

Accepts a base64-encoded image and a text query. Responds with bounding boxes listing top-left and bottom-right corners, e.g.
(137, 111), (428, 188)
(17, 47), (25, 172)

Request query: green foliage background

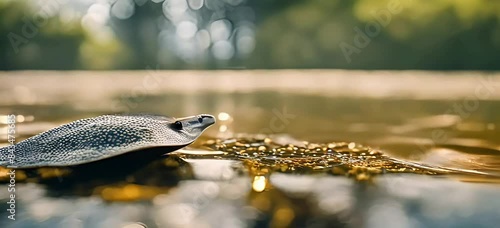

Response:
(1, 0), (499, 70)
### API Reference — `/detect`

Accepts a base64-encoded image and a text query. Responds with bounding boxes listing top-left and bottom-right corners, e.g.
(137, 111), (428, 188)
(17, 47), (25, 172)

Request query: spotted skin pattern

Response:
(0, 114), (215, 168)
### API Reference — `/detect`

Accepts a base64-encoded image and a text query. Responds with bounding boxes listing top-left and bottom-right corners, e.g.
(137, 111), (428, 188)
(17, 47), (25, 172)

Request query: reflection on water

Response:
(1, 71), (500, 227)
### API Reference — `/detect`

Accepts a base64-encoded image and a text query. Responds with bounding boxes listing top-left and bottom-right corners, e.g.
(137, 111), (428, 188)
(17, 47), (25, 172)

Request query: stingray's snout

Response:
(175, 114), (216, 132)
(198, 114), (216, 126)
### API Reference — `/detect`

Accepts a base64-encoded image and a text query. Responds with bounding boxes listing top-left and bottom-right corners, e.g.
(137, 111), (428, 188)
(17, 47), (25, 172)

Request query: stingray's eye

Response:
(172, 121), (183, 131)
(198, 117), (203, 123)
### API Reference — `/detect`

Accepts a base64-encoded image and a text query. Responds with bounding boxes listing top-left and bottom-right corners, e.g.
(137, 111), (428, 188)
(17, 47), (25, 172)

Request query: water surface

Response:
(1, 70), (499, 227)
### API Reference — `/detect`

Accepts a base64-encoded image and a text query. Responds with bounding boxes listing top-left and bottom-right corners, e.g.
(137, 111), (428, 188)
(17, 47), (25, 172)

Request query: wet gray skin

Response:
(0, 114), (215, 168)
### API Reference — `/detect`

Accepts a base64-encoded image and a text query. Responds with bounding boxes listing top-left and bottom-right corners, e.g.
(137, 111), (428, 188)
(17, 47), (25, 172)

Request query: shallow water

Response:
(1, 70), (500, 227)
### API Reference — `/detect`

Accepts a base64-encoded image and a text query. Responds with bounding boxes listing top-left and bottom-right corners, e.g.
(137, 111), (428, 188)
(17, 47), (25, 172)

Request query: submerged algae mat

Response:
(187, 137), (488, 179)
(1, 136), (492, 202)
(199, 138), (445, 177)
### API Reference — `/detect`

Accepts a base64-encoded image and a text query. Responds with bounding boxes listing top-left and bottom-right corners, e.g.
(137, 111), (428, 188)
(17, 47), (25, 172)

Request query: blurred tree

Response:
(0, 0), (499, 70)
(0, 1), (84, 70)
(250, 0), (500, 70)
